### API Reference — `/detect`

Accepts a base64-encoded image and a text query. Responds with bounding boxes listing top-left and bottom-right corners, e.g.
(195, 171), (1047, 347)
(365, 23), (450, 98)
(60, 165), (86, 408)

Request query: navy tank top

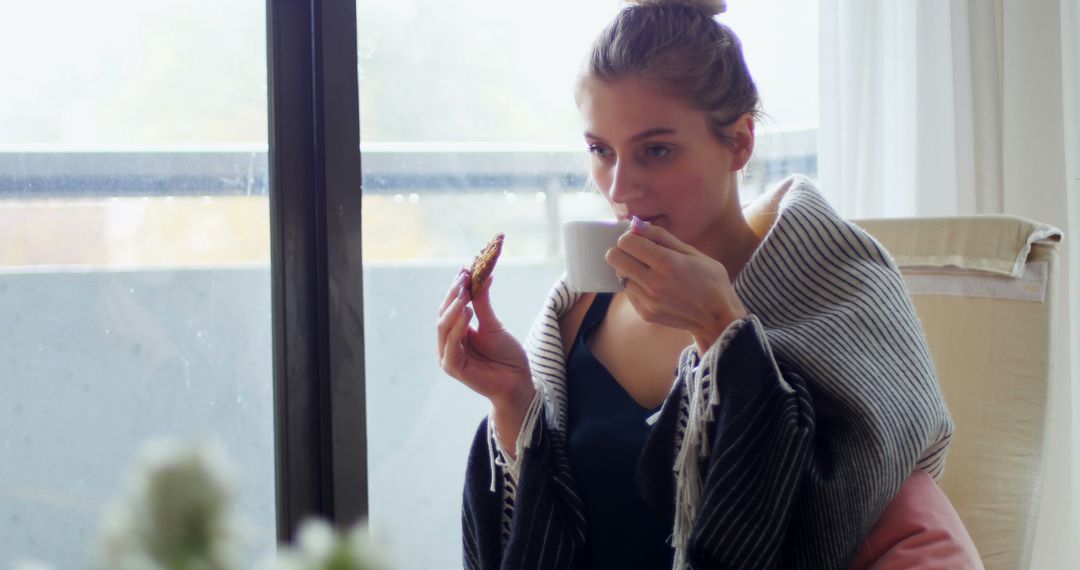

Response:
(566, 292), (676, 568)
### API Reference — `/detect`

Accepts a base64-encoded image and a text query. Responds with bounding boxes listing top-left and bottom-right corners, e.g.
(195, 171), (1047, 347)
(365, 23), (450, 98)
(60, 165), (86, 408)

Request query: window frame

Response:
(266, 0), (368, 540)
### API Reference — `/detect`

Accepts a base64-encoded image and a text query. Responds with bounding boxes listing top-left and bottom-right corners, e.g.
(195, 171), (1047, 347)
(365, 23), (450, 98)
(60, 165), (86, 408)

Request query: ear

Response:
(729, 113), (755, 171)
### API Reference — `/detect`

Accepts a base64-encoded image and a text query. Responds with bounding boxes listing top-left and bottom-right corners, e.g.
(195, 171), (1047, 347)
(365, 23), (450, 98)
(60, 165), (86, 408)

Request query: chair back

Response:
(854, 215), (1063, 570)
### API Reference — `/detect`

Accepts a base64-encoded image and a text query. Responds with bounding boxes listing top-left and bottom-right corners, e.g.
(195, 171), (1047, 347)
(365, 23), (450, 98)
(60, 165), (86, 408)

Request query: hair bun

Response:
(626, 0), (727, 17)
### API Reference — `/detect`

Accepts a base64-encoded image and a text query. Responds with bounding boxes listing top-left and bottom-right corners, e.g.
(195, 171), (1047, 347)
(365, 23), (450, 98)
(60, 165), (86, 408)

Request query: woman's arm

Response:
(490, 383), (536, 461)
(460, 281), (591, 570)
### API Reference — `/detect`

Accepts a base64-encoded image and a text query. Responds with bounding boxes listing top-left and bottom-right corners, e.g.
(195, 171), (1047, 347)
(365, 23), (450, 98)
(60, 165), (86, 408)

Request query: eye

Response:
(644, 145), (672, 159)
(587, 144), (613, 158)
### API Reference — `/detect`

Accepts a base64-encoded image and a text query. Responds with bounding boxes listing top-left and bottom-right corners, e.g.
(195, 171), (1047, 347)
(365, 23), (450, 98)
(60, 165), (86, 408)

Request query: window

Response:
(0, 2), (274, 565)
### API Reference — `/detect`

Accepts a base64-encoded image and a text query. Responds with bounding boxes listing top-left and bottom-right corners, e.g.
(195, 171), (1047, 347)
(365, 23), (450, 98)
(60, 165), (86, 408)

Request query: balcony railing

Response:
(0, 128), (816, 199)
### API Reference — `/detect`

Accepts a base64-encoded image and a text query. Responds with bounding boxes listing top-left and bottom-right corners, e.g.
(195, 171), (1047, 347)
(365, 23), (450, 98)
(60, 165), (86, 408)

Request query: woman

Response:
(437, 0), (977, 567)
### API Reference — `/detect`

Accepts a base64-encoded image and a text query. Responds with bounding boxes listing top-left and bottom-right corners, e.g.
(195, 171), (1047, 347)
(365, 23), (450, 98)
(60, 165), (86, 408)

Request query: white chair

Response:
(854, 215), (1063, 570)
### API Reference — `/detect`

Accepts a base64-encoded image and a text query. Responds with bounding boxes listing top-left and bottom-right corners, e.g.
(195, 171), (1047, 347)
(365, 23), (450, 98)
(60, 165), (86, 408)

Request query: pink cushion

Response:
(850, 470), (983, 569)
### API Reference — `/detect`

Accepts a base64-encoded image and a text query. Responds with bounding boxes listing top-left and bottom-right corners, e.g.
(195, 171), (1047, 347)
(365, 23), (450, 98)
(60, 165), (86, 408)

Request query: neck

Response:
(693, 202), (762, 283)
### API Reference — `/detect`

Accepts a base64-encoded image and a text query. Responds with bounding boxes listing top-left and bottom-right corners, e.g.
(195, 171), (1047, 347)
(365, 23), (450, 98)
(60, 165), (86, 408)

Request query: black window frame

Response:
(266, 0), (368, 540)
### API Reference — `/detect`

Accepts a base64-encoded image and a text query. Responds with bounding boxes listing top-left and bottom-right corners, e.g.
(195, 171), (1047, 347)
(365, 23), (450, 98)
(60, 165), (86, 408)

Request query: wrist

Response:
(692, 306), (748, 353)
(491, 376), (535, 411)
(490, 379), (536, 460)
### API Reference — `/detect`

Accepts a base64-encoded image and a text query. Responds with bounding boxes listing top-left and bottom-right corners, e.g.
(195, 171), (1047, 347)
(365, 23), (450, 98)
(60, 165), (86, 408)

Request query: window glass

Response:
(0, 1), (274, 566)
(357, 1), (818, 567)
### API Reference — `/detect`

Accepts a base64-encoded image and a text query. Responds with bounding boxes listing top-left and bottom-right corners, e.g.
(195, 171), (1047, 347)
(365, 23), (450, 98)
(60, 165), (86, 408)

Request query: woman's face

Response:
(576, 76), (749, 249)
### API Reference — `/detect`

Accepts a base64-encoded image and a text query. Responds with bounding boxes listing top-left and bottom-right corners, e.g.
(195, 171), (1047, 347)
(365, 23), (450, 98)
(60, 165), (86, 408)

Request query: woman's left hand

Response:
(604, 218), (749, 352)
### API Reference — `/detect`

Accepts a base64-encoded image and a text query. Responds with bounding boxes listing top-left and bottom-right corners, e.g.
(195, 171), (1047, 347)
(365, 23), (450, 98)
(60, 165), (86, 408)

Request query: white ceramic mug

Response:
(563, 220), (631, 293)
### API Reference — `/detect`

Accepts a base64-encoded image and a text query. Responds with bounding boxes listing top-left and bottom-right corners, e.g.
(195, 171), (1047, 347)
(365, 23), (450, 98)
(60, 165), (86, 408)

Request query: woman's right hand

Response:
(436, 268), (533, 408)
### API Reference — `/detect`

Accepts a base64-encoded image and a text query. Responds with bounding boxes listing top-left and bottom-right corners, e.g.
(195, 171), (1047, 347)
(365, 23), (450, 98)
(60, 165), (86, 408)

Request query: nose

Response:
(607, 158), (643, 207)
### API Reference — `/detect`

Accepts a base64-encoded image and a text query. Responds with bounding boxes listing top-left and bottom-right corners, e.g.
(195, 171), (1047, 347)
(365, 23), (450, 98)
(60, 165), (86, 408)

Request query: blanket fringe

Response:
(486, 381), (547, 492)
(671, 318), (745, 569)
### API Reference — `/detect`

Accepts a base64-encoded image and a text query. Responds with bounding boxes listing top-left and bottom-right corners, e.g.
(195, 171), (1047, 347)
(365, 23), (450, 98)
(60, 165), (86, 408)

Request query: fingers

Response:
(439, 268), (471, 317)
(470, 275), (503, 330)
(613, 233), (666, 269)
(605, 244), (652, 285)
(437, 287), (468, 360)
(441, 303), (474, 375)
(627, 218), (697, 255)
(609, 225), (694, 274)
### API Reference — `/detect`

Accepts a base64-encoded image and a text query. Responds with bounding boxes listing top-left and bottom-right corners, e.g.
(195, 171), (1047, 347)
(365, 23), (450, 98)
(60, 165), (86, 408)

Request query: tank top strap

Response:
(576, 292), (614, 346)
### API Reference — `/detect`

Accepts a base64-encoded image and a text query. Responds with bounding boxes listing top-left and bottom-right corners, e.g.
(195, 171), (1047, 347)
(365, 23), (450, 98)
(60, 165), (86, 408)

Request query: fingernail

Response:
(631, 215), (648, 233)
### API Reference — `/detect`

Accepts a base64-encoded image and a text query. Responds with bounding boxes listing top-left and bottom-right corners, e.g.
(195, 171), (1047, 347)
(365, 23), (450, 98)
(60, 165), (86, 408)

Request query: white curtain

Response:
(819, 0), (1079, 567)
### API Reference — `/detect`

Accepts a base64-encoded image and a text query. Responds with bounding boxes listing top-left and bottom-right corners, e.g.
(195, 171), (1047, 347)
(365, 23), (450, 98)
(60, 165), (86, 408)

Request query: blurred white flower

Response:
(268, 518), (390, 570)
(21, 438), (391, 570)
(97, 439), (243, 570)
(10, 560), (55, 570)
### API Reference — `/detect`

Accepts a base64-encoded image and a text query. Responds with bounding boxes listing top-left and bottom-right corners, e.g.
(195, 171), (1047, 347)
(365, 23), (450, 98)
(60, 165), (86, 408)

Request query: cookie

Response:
(470, 233), (504, 297)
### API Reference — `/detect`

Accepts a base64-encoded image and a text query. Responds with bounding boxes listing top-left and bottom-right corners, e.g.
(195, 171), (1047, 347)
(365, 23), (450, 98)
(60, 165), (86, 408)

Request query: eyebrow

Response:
(584, 127), (678, 142)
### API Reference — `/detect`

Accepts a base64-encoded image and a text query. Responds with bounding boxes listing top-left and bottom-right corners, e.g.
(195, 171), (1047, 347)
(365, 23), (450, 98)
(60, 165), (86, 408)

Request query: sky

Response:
(1, 0), (818, 146)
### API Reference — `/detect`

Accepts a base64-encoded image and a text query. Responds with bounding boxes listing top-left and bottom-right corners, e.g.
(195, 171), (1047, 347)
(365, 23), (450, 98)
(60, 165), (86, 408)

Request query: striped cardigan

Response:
(462, 176), (954, 569)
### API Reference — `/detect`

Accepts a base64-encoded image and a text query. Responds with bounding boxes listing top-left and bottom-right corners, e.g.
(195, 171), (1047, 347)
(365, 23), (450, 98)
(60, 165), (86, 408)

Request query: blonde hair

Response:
(630, 0), (727, 15)
(580, 0), (759, 146)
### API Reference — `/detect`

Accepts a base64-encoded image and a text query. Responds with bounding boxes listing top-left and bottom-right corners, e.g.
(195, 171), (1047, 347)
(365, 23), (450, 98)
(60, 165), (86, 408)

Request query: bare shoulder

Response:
(743, 176), (797, 239)
(558, 293), (595, 358)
